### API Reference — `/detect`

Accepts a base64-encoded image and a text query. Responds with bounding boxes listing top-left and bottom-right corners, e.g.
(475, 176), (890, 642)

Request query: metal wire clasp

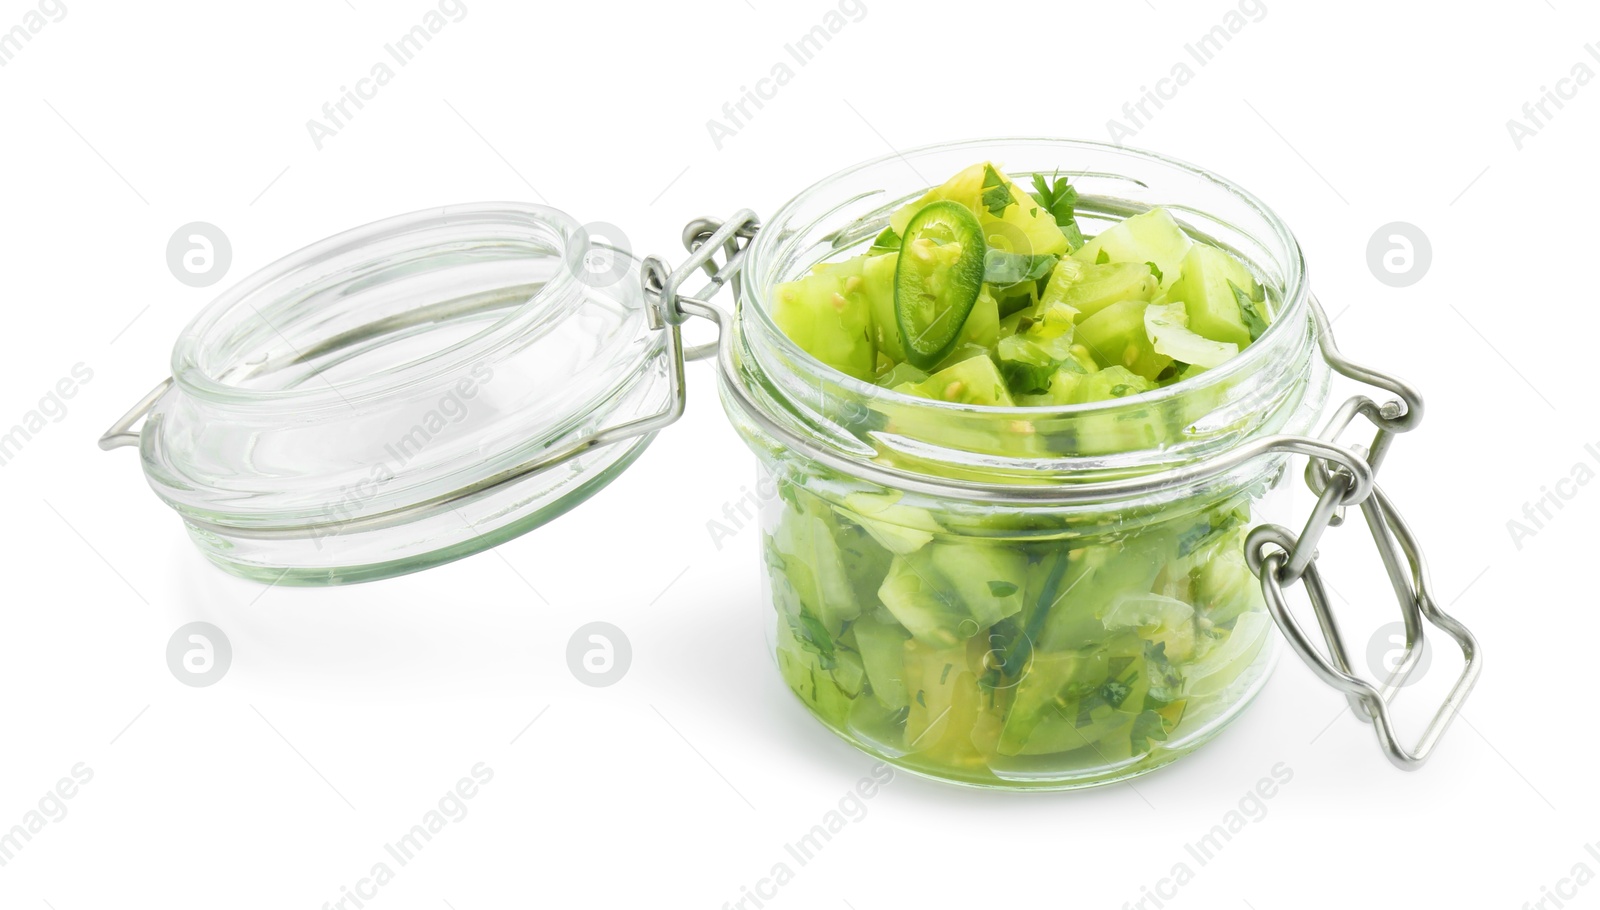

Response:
(1244, 296), (1481, 770)
(643, 212), (758, 323)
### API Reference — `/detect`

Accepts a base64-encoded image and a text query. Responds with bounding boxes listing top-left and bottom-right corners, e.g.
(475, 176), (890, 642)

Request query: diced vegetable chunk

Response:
(1145, 301), (1239, 369)
(1071, 206), (1192, 291)
(1166, 243), (1260, 348)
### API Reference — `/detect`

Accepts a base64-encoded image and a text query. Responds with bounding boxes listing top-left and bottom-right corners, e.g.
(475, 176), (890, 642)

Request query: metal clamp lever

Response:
(1245, 296), (1481, 770)
(98, 377), (174, 451)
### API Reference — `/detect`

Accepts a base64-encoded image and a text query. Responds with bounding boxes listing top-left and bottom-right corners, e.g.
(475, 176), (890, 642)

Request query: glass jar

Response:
(116, 203), (671, 585)
(717, 139), (1327, 788)
(103, 138), (1479, 785)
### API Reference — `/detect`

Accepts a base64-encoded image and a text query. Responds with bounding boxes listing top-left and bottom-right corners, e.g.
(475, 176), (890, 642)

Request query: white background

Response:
(0, 0), (1593, 908)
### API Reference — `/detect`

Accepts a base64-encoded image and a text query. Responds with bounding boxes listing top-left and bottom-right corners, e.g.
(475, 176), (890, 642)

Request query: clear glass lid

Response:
(118, 202), (672, 584)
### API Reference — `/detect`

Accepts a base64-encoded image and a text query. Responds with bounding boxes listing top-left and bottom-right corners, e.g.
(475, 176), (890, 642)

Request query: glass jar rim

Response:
(741, 137), (1309, 419)
(170, 201), (587, 411)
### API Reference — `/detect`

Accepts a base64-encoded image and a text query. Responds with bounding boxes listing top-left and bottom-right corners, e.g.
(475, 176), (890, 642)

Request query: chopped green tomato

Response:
(852, 251), (902, 362)
(839, 491), (942, 555)
(878, 557), (972, 647)
(926, 289), (1000, 372)
(1000, 634), (1148, 756)
(889, 162), (1070, 259)
(1076, 298), (1172, 380)
(772, 256), (878, 380)
(1194, 531), (1263, 627)
(832, 648), (867, 698)
(894, 202), (987, 369)
(834, 515), (894, 605)
(1145, 301), (1239, 369)
(868, 225), (901, 255)
(1072, 206), (1192, 289)
(853, 614), (912, 709)
(772, 508), (859, 633)
(902, 639), (988, 767)
(878, 543), (1026, 647)
(776, 612), (854, 721)
(1098, 592), (1198, 662)
(1165, 243), (1259, 347)
(899, 354), (1015, 406)
(1064, 365), (1154, 404)
(983, 250), (1058, 286)
(923, 541), (1028, 626)
(997, 301), (1080, 395)
(1183, 611), (1270, 697)
(1038, 538), (1170, 652)
(874, 362), (929, 389)
(1040, 259), (1158, 321)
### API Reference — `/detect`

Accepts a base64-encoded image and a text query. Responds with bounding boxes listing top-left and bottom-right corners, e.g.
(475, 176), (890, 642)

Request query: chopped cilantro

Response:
(793, 612), (836, 668)
(1131, 709), (1171, 748)
(1027, 170), (1086, 249)
(1146, 261), (1163, 283)
(1229, 280), (1269, 341)
(1177, 521), (1213, 558)
(1144, 640), (1184, 698)
(1095, 249), (1110, 265)
(981, 164), (1015, 217)
(1099, 678), (1133, 709)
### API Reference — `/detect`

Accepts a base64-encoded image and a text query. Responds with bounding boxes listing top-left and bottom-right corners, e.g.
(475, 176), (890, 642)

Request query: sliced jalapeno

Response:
(893, 201), (986, 370)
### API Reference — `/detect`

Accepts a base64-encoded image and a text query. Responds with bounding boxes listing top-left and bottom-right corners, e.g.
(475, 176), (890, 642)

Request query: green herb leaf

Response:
(1229, 280), (1269, 341)
(1144, 640), (1184, 698)
(987, 580), (1019, 598)
(1099, 678), (1133, 709)
(983, 250), (1058, 286)
(1028, 171), (1086, 249)
(1146, 261), (1164, 283)
(1095, 249), (1111, 265)
(1177, 508), (1245, 557)
(1131, 709), (1171, 748)
(1177, 521), (1214, 558)
(792, 612), (836, 668)
(981, 164), (1015, 218)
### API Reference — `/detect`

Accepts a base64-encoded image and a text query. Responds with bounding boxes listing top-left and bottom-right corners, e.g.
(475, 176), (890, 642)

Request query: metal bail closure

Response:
(1244, 296), (1482, 770)
(643, 210), (759, 361)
